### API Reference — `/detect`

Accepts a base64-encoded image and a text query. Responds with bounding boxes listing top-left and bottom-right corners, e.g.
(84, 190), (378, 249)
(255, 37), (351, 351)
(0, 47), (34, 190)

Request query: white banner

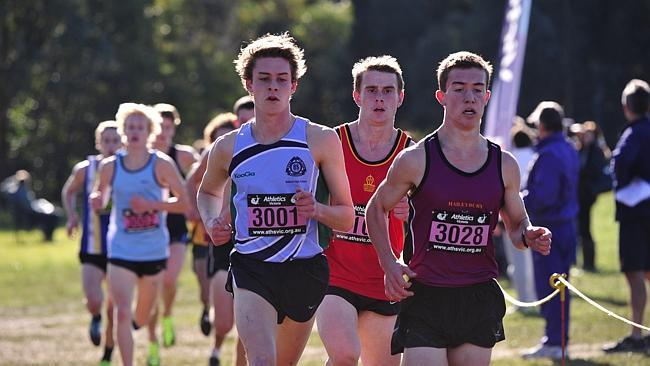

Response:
(484, 0), (532, 151)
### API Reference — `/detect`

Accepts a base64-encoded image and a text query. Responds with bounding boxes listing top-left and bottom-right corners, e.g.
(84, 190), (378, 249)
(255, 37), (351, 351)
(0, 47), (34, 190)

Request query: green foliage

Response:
(3, 0), (650, 203)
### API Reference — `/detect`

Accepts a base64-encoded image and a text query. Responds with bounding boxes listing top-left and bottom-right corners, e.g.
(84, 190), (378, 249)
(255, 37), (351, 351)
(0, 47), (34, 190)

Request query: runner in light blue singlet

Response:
(107, 151), (169, 261)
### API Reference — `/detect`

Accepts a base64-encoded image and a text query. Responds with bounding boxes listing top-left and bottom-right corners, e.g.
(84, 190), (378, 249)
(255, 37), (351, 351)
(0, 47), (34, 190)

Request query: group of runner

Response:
(63, 32), (552, 366)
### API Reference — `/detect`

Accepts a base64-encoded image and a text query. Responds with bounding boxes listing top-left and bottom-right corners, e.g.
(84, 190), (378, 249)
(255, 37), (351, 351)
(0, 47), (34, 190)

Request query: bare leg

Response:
(234, 288), (277, 366)
(276, 316), (315, 366)
(626, 271), (646, 338)
(194, 255), (210, 309)
(358, 311), (400, 366)
(212, 271), (234, 349)
(108, 264), (137, 366)
(162, 243), (187, 317)
(82, 264), (105, 315)
(447, 343), (492, 366)
(402, 347), (448, 366)
(316, 295), (360, 366)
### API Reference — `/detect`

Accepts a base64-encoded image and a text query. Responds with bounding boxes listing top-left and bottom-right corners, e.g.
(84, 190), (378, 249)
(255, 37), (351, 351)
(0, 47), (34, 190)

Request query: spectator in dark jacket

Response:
(572, 121), (612, 271)
(522, 101), (579, 360)
(604, 79), (650, 353)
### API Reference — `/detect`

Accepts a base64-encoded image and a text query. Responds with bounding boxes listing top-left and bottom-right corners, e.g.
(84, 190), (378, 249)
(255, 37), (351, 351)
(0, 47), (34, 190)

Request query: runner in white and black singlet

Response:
(366, 52), (552, 366)
(197, 33), (354, 366)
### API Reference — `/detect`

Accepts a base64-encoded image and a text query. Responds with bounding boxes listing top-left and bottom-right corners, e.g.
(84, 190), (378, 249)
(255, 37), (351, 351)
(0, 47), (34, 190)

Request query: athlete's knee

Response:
(329, 346), (360, 366)
(214, 317), (234, 337)
(247, 353), (275, 366)
(115, 306), (132, 324)
(86, 296), (103, 313)
(163, 274), (178, 288)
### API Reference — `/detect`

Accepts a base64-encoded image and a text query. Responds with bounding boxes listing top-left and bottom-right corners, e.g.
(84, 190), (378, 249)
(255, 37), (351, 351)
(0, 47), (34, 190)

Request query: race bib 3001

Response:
(247, 193), (307, 236)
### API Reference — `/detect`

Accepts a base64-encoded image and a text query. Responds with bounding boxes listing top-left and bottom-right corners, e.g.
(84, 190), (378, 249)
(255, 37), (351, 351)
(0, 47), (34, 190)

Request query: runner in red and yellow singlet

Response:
(317, 55), (412, 366)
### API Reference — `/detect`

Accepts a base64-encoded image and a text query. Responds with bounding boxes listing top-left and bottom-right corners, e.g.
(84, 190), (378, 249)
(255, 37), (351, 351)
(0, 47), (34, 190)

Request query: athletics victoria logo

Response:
(285, 156), (307, 177)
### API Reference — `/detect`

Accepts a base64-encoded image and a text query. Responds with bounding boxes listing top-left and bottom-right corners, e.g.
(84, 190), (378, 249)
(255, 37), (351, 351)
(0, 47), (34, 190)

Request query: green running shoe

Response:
(162, 316), (175, 347)
(147, 342), (161, 366)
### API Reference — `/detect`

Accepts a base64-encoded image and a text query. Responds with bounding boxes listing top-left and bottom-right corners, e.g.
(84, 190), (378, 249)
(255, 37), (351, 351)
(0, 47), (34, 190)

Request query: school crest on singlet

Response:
(229, 117), (322, 263)
(325, 122), (411, 300)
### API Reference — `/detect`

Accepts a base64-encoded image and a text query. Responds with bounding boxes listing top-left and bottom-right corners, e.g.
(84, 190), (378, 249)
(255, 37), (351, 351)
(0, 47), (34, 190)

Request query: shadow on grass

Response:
(557, 359), (613, 366)
(573, 294), (628, 307)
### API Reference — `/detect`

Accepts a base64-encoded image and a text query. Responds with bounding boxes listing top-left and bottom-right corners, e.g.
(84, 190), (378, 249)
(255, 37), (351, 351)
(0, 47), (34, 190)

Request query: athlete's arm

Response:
(185, 148), (210, 222)
(198, 133), (235, 245)
(89, 157), (115, 211)
(133, 151), (188, 214)
(366, 146), (422, 301)
(499, 151), (551, 255)
(305, 124), (354, 232)
(390, 138), (416, 221)
(61, 161), (88, 237)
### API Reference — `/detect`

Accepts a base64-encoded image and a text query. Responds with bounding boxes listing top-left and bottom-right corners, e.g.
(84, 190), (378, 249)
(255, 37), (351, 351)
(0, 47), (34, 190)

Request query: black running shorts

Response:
(391, 279), (506, 354)
(167, 213), (189, 244)
(79, 252), (108, 272)
(327, 286), (400, 316)
(226, 251), (329, 323)
(108, 258), (167, 278)
(207, 241), (234, 278)
(619, 219), (650, 272)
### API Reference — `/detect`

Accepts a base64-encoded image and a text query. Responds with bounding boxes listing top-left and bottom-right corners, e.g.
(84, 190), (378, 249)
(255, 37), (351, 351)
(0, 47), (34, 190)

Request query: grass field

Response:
(2, 192), (650, 365)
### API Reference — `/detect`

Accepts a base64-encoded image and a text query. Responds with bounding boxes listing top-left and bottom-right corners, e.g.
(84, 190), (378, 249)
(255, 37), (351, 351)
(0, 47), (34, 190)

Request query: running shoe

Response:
(99, 360), (111, 366)
(522, 343), (565, 359)
(200, 308), (211, 336)
(89, 316), (101, 346)
(209, 354), (220, 366)
(162, 316), (175, 347)
(147, 342), (161, 366)
(603, 336), (645, 353)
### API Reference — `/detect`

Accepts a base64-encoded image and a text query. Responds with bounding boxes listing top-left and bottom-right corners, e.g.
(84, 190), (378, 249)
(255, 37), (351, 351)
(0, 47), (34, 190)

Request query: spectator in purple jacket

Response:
(604, 79), (650, 353)
(522, 101), (579, 360)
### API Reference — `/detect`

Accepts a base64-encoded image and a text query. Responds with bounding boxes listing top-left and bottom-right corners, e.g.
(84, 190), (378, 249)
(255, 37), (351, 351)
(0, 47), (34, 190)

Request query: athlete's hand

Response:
(206, 215), (232, 246)
(130, 195), (152, 214)
(382, 260), (417, 302)
(66, 213), (79, 237)
(524, 226), (552, 255)
(89, 192), (103, 211)
(391, 196), (409, 221)
(292, 188), (317, 219)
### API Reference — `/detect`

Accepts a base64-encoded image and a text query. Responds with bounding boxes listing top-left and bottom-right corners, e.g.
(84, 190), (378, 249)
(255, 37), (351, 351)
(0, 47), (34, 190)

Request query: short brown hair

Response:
(154, 103), (181, 125)
(204, 112), (237, 144)
(436, 51), (493, 92)
(352, 55), (404, 92)
(234, 33), (307, 89)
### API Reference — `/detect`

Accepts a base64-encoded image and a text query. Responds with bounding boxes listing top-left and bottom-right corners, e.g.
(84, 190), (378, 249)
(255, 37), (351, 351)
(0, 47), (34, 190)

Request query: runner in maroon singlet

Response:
(366, 51), (552, 366)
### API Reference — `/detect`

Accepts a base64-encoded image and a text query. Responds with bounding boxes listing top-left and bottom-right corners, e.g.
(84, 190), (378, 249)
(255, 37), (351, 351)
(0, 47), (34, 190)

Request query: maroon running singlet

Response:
(404, 133), (504, 287)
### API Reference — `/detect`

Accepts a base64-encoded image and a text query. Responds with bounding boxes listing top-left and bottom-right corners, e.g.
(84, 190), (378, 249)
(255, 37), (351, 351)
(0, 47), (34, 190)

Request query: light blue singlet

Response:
(107, 151), (169, 261)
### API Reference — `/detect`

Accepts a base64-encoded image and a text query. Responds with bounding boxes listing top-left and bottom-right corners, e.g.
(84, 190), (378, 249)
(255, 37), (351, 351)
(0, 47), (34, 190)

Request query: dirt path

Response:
(1, 305), (616, 366)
